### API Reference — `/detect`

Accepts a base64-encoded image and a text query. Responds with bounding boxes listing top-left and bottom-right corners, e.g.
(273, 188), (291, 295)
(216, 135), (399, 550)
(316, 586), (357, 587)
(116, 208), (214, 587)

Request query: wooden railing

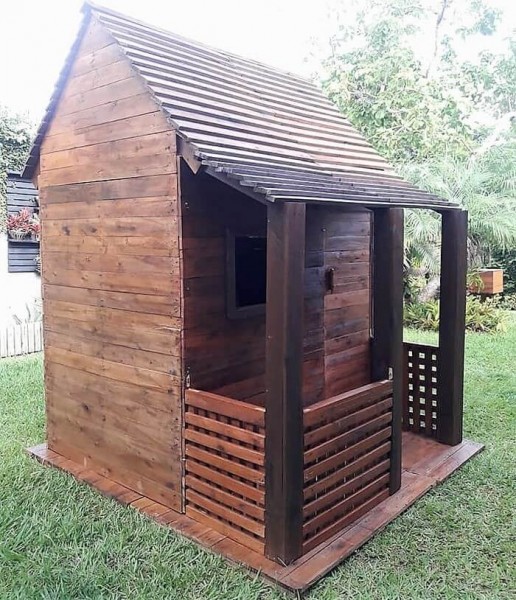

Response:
(302, 380), (393, 552)
(403, 342), (440, 438)
(184, 388), (266, 553)
(185, 381), (393, 556)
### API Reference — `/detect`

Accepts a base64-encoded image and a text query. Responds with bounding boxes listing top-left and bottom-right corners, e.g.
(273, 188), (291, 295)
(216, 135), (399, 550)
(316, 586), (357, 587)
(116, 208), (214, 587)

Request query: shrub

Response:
(465, 296), (507, 332)
(404, 300), (440, 331)
(497, 292), (516, 311)
(404, 296), (507, 333)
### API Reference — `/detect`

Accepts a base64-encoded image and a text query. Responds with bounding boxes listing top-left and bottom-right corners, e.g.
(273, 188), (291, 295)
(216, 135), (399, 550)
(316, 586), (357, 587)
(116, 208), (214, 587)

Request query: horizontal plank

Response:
(46, 93), (159, 135)
(304, 441), (391, 501)
(38, 152), (176, 187)
(70, 40), (124, 76)
(43, 268), (178, 296)
(41, 196), (177, 220)
(39, 175), (177, 204)
(185, 388), (265, 427)
(41, 131), (175, 172)
(65, 58), (135, 97)
(184, 429), (264, 467)
(303, 380), (393, 428)
(42, 234), (178, 256)
(184, 412), (264, 449)
(304, 413), (392, 465)
(43, 215), (178, 238)
(45, 361), (176, 414)
(47, 404), (180, 485)
(45, 300), (180, 331)
(42, 111), (171, 154)
(304, 427), (392, 482)
(186, 506), (264, 554)
(45, 347), (180, 391)
(43, 285), (180, 318)
(303, 473), (390, 537)
(46, 382), (178, 449)
(303, 459), (390, 519)
(185, 445), (264, 485)
(44, 313), (180, 357)
(50, 436), (180, 510)
(56, 75), (147, 117)
(304, 397), (393, 448)
(43, 250), (179, 275)
(302, 489), (390, 554)
(186, 489), (264, 538)
(186, 459), (264, 505)
(185, 475), (264, 521)
(44, 330), (179, 375)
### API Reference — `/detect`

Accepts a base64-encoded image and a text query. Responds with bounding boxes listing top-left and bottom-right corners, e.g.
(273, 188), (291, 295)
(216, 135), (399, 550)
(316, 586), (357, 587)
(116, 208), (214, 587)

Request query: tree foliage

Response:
(402, 142), (516, 270)
(318, 0), (514, 162)
(0, 105), (33, 232)
(317, 0), (516, 292)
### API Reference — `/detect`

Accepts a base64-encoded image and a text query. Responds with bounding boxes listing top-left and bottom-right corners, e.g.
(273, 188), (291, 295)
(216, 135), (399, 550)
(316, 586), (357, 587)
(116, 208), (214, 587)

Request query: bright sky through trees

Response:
(0, 0), (514, 123)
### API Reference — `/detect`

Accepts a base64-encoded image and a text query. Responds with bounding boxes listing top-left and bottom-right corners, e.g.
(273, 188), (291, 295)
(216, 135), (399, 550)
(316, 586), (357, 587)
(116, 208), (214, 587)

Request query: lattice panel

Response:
(184, 389), (266, 553)
(301, 381), (393, 553)
(403, 343), (440, 437)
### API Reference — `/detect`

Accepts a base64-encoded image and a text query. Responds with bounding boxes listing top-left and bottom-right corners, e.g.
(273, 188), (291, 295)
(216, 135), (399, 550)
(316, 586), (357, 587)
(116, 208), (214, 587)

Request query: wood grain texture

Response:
(39, 18), (182, 511)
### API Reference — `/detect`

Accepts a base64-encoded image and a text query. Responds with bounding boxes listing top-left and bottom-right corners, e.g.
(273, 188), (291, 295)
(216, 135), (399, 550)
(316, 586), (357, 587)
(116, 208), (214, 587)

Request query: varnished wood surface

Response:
(28, 432), (483, 593)
(181, 174), (372, 408)
(184, 389), (266, 554)
(39, 18), (183, 511)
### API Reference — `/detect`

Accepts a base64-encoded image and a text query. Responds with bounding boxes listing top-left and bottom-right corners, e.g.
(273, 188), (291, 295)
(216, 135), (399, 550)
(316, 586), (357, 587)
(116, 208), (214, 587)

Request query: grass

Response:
(1, 318), (515, 599)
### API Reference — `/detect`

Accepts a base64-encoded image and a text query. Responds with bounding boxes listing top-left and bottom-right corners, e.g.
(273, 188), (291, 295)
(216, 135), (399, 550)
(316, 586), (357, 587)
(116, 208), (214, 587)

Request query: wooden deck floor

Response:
(28, 432), (483, 594)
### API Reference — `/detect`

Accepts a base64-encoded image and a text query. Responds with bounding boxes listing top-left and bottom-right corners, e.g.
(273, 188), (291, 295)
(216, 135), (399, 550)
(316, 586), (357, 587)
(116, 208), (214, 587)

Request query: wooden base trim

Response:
(27, 432), (483, 593)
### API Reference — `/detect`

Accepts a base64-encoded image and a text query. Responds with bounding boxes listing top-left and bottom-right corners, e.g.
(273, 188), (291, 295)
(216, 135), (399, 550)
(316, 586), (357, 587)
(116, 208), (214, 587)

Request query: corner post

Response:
(265, 201), (306, 564)
(371, 208), (404, 494)
(437, 209), (468, 445)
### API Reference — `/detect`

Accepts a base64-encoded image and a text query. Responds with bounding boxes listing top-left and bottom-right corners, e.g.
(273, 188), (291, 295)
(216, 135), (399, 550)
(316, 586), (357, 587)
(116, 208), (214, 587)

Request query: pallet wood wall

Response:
(38, 18), (183, 510)
(180, 166), (267, 404)
(181, 180), (372, 407)
(304, 206), (371, 405)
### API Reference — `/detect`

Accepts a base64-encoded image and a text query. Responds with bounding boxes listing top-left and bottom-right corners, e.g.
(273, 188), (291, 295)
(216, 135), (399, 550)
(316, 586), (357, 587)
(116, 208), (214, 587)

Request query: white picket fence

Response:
(0, 321), (43, 358)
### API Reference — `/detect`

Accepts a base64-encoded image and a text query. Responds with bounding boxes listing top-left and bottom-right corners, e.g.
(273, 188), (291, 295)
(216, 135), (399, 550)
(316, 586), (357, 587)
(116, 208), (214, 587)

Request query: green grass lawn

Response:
(1, 319), (514, 599)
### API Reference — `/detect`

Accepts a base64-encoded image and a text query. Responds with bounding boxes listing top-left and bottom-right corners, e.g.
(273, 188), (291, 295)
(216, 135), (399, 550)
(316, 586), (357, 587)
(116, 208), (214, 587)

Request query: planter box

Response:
(470, 269), (504, 295)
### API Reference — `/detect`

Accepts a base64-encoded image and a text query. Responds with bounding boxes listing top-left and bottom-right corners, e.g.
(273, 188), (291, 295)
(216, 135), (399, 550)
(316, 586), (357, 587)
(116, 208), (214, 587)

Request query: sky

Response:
(0, 0), (514, 125)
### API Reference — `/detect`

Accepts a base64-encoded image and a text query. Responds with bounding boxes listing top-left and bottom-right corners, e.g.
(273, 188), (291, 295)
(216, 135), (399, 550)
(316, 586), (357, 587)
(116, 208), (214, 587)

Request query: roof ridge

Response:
(83, 1), (315, 86)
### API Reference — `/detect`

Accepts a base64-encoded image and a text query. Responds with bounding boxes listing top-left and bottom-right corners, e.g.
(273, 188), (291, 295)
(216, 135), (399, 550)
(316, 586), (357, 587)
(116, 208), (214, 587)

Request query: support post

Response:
(371, 208), (404, 494)
(437, 210), (468, 445)
(264, 201), (306, 564)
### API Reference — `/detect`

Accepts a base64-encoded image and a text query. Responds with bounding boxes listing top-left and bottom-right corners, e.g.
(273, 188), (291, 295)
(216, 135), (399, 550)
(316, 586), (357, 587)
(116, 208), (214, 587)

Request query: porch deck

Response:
(28, 432), (482, 593)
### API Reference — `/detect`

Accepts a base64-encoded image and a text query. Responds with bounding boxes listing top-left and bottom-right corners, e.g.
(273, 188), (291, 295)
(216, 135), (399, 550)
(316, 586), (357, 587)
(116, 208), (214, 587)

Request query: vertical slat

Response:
(265, 201), (306, 564)
(402, 345), (411, 429)
(437, 210), (467, 445)
(371, 208), (404, 494)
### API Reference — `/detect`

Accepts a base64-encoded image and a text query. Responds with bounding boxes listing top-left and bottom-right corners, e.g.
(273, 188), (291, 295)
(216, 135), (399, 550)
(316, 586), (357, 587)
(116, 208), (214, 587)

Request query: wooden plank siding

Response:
(38, 18), (183, 511)
(181, 179), (372, 408)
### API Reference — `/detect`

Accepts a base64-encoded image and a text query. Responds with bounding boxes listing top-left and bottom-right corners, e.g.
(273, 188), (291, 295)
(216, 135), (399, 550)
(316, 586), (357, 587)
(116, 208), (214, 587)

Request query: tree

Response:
(318, 0), (476, 162)
(0, 105), (33, 232)
(401, 140), (516, 290)
(316, 0), (514, 162)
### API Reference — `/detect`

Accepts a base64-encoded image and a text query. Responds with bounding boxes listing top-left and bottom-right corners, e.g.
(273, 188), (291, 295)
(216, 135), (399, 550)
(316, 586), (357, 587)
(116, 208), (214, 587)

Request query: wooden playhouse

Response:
(24, 3), (482, 592)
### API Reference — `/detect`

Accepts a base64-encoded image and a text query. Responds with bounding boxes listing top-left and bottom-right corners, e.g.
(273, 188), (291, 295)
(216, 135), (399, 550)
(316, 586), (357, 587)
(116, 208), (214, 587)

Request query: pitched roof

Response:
(24, 2), (455, 210)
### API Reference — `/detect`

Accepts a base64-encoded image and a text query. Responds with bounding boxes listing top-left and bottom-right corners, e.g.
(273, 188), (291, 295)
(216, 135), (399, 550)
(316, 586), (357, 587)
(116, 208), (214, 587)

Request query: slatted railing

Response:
(184, 388), (266, 553)
(301, 380), (393, 552)
(403, 342), (440, 438)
